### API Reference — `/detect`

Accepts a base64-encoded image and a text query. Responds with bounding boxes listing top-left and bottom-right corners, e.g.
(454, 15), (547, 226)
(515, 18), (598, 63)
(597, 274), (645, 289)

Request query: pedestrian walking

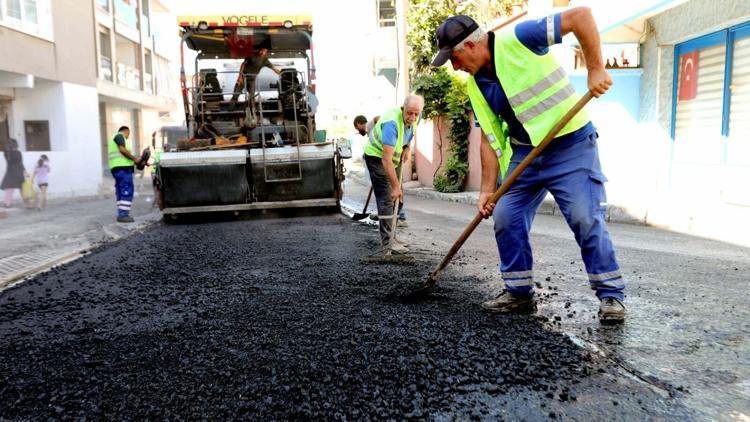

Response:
(108, 126), (142, 223)
(2, 138), (26, 208)
(32, 154), (50, 211)
(363, 95), (423, 253)
(431, 8), (625, 322)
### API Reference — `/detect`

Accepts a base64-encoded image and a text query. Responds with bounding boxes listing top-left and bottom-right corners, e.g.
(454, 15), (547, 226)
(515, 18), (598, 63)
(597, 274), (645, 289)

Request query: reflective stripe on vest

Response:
(108, 132), (134, 169)
(467, 29), (590, 178)
(364, 107), (409, 165)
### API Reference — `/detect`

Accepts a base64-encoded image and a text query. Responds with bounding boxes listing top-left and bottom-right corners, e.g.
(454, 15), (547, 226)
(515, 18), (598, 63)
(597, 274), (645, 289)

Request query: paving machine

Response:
(157, 15), (349, 217)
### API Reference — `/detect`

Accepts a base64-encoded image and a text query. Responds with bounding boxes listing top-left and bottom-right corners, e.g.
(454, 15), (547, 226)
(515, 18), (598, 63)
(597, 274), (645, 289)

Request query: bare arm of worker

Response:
(401, 145), (411, 170)
(560, 7), (612, 97)
(270, 65), (281, 75)
(236, 61), (247, 87)
(381, 145), (403, 203)
(477, 133), (498, 219)
(118, 144), (140, 164)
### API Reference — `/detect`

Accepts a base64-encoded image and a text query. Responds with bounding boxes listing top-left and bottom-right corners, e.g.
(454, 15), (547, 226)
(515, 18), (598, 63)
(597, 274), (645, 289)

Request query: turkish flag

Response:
(678, 51), (699, 101)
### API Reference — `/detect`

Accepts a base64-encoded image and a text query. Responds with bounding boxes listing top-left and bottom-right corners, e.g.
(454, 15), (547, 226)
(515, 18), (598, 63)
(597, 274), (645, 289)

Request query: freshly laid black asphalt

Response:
(0, 215), (691, 419)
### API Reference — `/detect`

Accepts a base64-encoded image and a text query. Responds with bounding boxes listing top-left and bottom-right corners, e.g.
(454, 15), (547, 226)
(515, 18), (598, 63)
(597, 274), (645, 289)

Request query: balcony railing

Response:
(116, 62), (141, 91)
(100, 56), (113, 81)
(144, 73), (153, 94)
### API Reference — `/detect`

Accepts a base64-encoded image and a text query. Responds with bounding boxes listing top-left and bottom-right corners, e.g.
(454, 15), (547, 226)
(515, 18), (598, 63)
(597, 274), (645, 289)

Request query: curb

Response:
(347, 168), (646, 226)
(0, 211), (162, 292)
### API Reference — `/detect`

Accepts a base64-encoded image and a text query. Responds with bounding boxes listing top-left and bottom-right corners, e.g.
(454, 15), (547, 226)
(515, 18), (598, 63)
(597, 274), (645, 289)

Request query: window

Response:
(670, 21), (750, 206)
(144, 50), (153, 94)
(24, 120), (50, 151)
(673, 36), (726, 143)
(114, 0), (137, 28)
(672, 22), (750, 154)
(23, 0), (36, 25)
(726, 24), (750, 166)
(6, 0), (21, 21)
(99, 27), (113, 81)
(0, 0), (53, 40)
(377, 0), (396, 27)
(96, 0), (109, 12)
(115, 34), (140, 90)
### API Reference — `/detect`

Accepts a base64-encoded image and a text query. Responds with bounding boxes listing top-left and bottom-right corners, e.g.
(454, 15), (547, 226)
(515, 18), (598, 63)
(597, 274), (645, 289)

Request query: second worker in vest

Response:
(108, 126), (144, 223)
(431, 9), (625, 323)
(364, 95), (424, 253)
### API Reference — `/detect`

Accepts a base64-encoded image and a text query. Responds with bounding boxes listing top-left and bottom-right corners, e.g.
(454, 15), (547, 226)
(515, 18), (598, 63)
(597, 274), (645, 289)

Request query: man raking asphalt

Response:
(398, 8), (626, 324)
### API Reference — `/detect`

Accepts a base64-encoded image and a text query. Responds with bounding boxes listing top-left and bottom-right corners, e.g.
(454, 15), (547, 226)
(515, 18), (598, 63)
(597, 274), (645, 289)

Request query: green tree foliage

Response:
(407, 0), (515, 192)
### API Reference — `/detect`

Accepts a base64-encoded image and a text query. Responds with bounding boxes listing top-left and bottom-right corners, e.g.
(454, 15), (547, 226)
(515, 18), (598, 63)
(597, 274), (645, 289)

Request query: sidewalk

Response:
(0, 184), (161, 290)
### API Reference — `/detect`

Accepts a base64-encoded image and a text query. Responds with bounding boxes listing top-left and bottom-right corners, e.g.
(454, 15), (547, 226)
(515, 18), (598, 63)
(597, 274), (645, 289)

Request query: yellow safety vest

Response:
(107, 132), (134, 169)
(467, 29), (590, 178)
(364, 107), (418, 165)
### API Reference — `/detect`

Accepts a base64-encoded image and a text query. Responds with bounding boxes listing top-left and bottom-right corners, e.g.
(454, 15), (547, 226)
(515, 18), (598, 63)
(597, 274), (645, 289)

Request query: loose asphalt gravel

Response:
(0, 214), (693, 419)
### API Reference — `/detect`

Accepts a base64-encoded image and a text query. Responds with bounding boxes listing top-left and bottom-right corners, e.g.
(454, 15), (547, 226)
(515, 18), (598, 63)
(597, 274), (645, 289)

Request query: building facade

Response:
(0, 0), (101, 197)
(93, 0), (177, 175)
(0, 0), (178, 199)
(411, 0), (750, 246)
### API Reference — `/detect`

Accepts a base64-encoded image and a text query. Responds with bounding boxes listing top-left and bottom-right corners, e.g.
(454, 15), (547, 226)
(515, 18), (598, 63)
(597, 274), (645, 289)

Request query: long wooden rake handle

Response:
(425, 91), (595, 285)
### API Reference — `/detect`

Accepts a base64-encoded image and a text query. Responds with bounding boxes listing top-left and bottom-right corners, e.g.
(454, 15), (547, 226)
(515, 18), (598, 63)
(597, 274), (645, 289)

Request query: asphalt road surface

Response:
(0, 183), (747, 418)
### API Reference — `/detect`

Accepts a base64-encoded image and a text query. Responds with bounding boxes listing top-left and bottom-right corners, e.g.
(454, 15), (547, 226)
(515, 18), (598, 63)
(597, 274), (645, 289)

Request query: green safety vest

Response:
(107, 132), (134, 169)
(364, 107), (418, 165)
(467, 29), (590, 178)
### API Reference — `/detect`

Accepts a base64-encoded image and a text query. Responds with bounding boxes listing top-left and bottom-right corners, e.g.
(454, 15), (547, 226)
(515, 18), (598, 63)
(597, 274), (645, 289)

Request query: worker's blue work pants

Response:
(493, 132), (624, 301)
(112, 168), (134, 218)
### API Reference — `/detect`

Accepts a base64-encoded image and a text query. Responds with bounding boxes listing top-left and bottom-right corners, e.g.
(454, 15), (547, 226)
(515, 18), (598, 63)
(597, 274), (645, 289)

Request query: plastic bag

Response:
(21, 178), (34, 200)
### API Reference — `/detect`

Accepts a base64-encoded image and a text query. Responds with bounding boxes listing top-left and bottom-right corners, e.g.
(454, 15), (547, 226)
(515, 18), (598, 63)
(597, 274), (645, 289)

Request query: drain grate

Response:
(0, 249), (81, 287)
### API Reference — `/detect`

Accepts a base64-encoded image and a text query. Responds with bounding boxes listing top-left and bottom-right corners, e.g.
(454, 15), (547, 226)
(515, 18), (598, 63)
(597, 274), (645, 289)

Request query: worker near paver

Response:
(431, 9), (625, 322)
(229, 40), (281, 110)
(354, 115), (368, 136)
(364, 95), (423, 253)
(360, 114), (409, 227)
(108, 126), (142, 223)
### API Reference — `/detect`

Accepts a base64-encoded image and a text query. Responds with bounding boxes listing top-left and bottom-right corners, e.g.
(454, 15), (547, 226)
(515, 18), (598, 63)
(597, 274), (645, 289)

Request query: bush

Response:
(407, 0), (515, 193)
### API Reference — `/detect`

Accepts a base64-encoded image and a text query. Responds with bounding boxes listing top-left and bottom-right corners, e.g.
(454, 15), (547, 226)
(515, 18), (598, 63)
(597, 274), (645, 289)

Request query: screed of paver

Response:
(0, 215), (694, 419)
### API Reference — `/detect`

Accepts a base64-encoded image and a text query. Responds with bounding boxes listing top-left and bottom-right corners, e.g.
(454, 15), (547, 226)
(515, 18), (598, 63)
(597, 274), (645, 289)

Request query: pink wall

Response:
(414, 112), (483, 191)
(466, 111), (482, 191)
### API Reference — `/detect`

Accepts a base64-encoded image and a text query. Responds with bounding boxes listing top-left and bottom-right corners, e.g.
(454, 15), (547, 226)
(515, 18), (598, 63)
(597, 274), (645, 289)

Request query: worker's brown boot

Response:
(598, 297), (625, 324)
(481, 290), (536, 313)
(388, 241), (409, 254)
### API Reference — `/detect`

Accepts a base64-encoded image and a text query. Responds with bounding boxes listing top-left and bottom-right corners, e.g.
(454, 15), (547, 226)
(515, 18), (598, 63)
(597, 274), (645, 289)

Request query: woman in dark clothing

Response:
(2, 138), (26, 207)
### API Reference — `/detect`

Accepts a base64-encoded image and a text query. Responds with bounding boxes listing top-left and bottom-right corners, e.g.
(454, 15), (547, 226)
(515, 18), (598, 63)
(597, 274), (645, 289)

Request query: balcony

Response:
(116, 62), (141, 91)
(144, 73), (153, 94)
(100, 56), (113, 81)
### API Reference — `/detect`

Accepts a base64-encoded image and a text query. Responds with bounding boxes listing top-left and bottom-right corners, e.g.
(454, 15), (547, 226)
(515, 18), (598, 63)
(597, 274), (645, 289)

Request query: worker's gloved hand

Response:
(136, 148), (151, 170)
(477, 192), (495, 219)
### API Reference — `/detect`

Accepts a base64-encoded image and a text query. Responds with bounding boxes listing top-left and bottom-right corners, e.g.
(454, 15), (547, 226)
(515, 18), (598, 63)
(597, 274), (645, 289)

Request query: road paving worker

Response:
(108, 126), (142, 223)
(229, 40), (281, 111)
(431, 9), (625, 323)
(363, 95), (423, 253)
(360, 114), (409, 226)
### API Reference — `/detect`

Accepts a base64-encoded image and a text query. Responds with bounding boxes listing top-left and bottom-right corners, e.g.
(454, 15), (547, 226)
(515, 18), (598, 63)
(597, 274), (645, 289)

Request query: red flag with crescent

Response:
(678, 51), (699, 101)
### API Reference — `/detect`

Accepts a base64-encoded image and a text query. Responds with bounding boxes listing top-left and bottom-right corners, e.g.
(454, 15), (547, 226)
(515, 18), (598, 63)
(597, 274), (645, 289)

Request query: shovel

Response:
(406, 91), (595, 296)
(352, 186), (374, 221)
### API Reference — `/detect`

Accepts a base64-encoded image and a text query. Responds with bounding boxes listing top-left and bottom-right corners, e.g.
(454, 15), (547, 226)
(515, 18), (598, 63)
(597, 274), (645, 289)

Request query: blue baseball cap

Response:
(431, 15), (479, 66)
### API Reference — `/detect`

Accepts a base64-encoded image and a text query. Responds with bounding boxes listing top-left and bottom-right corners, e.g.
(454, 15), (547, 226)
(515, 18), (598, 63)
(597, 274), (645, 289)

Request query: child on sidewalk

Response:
(32, 154), (50, 211)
